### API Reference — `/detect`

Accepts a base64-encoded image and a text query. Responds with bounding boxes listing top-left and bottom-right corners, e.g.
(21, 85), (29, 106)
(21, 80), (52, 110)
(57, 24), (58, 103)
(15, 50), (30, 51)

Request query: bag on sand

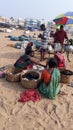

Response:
(47, 44), (53, 52)
(54, 43), (62, 52)
(54, 52), (65, 68)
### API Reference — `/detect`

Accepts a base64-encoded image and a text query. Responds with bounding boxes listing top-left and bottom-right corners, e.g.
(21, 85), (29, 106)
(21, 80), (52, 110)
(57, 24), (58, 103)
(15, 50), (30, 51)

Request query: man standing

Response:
(53, 25), (68, 52)
(40, 28), (49, 61)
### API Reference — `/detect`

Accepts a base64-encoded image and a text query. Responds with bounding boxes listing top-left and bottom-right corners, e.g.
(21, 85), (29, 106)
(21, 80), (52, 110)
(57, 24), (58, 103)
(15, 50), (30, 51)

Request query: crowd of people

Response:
(38, 25), (68, 60)
(14, 25), (68, 99)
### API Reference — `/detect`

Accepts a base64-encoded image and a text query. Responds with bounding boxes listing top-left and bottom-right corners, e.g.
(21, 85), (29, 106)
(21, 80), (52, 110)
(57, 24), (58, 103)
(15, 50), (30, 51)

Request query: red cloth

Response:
(41, 69), (51, 83)
(24, 63), (33, 69)
(55, 52), (64, 62)
(18, 89), (40, 102)
(54, 52), (66, 68)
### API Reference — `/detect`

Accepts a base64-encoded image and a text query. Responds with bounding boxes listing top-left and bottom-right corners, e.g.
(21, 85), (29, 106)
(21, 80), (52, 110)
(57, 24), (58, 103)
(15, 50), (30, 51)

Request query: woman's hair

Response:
(30, 42), (33, 46)
(47, 58), (58, 68)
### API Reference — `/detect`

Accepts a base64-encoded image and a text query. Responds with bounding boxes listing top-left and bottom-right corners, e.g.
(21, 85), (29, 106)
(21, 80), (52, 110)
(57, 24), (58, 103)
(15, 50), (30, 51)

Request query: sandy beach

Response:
(0, 28), (73, 130)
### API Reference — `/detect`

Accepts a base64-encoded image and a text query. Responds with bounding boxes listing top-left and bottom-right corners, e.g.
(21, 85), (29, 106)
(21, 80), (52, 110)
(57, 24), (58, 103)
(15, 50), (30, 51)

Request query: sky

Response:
(0, 0), (73, 21)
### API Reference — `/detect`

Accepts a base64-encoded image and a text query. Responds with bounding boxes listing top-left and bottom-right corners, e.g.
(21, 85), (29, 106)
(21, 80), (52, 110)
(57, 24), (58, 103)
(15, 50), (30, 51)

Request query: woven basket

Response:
(60, 70), (73, 83)
(6, 67), (22, 82)
(21, 70), (41, 89)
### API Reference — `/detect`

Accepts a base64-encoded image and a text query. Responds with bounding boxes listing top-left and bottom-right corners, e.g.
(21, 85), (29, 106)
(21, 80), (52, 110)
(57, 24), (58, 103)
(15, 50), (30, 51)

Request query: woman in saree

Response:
(38, 58), (60, 99)
(14, 53), (43, 69)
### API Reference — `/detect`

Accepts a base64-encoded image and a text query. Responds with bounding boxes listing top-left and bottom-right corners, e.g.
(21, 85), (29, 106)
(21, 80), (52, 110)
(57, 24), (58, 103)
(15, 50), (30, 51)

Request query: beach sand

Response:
(0, 28), (73, 130)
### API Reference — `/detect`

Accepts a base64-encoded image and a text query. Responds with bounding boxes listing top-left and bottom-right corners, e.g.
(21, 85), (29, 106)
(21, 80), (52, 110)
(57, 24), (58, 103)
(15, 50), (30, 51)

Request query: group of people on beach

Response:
(14, 25), (68, 99)
(40, 25), (68, 61)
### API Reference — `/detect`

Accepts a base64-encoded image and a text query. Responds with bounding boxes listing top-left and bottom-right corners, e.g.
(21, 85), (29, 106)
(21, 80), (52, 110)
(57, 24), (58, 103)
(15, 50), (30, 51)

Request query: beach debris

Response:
(0, 71), (5, 78)
(0, 64), (13, 71)
(67, 82), (73, 87)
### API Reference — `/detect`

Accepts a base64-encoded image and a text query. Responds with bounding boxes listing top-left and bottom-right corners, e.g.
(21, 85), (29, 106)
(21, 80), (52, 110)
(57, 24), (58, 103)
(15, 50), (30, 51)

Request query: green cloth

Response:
(14, 54), (32, 69)
(38, 68), (60, 99)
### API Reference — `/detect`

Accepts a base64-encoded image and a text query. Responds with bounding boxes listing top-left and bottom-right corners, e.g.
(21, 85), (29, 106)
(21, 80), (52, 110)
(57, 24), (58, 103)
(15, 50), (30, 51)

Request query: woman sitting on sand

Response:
(38, 58), (60, 99)
(14, 53), (41, 69)
(14, 42), (36, 69)
(25, 42), (34, 57)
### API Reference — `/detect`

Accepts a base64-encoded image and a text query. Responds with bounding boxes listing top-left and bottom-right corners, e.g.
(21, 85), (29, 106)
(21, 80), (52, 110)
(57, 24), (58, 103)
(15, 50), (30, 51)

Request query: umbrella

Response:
(64, 12), (73, 19)
(53, 17), (68, 25)
(54, 12), (73, 19)
(51, 24), (60, 29)
(53, 11), (73, 26)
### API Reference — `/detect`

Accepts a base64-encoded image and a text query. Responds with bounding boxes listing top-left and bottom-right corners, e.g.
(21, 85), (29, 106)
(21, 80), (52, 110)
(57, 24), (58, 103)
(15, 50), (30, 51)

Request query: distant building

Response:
(0, 16), (8, 23)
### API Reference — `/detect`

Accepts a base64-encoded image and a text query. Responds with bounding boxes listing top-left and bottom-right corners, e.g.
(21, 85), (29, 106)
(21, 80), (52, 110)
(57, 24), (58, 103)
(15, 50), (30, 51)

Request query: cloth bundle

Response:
(54, 52), (65, 68)
(18, 89), (40, 102)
